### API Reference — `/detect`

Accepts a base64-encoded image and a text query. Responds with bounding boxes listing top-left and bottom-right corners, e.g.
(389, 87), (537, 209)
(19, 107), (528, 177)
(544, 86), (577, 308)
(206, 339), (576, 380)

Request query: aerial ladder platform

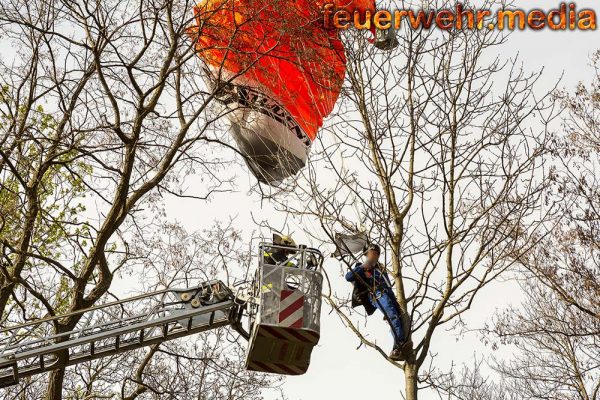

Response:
(0, 242), (324, 388)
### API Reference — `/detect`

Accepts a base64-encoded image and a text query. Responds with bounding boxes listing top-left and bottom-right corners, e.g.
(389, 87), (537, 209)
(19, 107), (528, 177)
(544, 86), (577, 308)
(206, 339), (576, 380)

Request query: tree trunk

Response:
(45, 367), (65, 400)
(404, 363), (418, 400)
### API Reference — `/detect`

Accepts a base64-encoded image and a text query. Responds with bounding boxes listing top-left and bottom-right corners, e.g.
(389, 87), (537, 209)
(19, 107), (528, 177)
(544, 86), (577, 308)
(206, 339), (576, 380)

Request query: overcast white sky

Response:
(160, 0), (600, 399)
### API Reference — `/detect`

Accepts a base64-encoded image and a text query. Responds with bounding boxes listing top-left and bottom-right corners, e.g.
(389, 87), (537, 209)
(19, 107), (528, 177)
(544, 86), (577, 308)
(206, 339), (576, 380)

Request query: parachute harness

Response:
(336, 243), (404, 347)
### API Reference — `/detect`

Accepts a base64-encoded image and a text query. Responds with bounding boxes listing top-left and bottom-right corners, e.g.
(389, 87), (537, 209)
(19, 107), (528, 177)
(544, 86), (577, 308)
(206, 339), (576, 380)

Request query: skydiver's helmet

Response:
(367, 244), (381, 255)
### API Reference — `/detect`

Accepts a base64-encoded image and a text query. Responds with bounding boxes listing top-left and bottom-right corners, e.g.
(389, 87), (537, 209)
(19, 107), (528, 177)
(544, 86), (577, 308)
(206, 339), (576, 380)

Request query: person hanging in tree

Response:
(345, 244), (407, 361)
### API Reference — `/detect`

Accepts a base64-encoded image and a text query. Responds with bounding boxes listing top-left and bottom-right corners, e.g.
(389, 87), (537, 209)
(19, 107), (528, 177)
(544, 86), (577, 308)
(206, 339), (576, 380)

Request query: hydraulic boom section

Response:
(0, 280), (245, 388)
(0, 241), (326, 388)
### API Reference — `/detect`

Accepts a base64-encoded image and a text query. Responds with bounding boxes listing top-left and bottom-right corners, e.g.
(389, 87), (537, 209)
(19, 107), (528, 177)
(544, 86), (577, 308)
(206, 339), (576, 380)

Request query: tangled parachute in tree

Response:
(189, 0), (376, 185)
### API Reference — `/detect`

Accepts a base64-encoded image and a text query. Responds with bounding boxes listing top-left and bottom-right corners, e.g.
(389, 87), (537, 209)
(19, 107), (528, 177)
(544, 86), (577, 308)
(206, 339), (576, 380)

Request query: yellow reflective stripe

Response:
(261, 282), (273, 293)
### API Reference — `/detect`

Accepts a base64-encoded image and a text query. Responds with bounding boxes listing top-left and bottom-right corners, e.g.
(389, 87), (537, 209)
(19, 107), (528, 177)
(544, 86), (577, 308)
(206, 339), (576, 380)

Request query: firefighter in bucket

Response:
(263, 234), (298, 267)
(247, 236), (323, 375)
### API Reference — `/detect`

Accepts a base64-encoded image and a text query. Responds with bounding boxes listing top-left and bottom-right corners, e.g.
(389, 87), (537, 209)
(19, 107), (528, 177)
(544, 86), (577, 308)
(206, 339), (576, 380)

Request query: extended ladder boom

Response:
(0, 280), (247, 388)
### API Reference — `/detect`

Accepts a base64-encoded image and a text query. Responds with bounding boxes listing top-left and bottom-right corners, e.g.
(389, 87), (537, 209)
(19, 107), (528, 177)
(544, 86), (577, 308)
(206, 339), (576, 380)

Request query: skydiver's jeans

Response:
(373, 294), (405, 348)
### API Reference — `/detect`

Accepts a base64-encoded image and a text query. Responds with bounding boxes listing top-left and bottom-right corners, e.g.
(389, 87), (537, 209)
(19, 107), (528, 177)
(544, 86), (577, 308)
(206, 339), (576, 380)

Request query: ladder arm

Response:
(0, 280), (247, 388)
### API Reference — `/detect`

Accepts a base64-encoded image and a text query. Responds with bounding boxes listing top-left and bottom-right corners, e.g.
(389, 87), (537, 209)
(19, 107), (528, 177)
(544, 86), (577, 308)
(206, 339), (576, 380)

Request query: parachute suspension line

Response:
(331, 131), (365, 233)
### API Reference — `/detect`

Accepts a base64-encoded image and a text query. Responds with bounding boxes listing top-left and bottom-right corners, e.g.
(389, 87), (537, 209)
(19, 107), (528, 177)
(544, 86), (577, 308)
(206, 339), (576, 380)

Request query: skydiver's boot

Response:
(389, 346), (404, 361)
(390, 337), (411, 361)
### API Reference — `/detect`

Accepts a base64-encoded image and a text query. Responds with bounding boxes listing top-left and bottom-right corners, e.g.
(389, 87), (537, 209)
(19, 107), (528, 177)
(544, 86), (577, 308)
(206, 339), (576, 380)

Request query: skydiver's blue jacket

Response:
(345, 263), (405, 346)
(345, 263), (397, 304)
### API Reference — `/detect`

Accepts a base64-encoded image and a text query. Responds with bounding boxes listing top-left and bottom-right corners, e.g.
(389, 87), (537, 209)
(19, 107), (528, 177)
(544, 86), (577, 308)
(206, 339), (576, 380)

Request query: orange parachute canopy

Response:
(189, 0), (376, 142)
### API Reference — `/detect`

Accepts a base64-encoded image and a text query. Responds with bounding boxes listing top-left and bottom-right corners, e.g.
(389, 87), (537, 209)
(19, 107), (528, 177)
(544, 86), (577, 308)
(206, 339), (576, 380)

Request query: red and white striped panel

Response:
(256, 325), (320, 345)
(279, 290), (304, 328)
(247, 360), (306, 375)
